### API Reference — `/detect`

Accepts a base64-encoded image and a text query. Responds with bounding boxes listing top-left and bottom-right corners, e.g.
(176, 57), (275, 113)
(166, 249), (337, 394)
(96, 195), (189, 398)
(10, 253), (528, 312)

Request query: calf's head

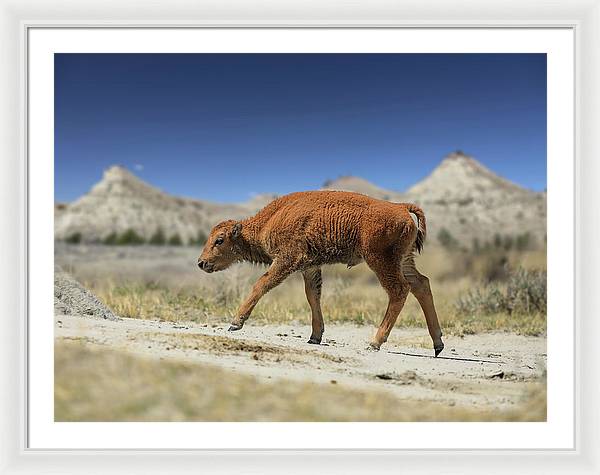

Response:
(197, 220), (242, 273)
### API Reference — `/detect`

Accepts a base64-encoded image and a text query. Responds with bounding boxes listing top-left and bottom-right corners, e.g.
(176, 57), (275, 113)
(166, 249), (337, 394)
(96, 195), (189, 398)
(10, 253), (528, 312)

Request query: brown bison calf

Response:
(197, 190), (444, 355)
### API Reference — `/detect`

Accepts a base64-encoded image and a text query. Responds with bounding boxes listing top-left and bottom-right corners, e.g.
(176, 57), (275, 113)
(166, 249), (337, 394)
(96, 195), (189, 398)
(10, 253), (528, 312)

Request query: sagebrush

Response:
(456, 267), (546, 316)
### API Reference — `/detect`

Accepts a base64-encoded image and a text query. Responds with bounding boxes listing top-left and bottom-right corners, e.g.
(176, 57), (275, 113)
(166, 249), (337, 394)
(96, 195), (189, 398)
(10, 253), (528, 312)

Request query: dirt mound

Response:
(54, 266), (120, 320)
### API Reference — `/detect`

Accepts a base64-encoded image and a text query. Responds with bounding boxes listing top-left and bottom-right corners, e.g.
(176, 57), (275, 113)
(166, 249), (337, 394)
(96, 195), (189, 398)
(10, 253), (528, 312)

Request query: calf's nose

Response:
(197, 259), (205, 269)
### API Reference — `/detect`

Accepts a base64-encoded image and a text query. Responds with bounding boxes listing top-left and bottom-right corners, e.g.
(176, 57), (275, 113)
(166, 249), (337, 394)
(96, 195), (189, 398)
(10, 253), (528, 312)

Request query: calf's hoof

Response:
(228, 323), (243, 332)
(366, 343), (381, 352)
(434, 342), (445, 357)
(307, 337), (321, 345)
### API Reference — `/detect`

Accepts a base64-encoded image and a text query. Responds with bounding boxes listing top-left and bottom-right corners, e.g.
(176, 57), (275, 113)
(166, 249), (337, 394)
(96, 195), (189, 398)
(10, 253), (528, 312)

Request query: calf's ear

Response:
(231, 222), (242, 239)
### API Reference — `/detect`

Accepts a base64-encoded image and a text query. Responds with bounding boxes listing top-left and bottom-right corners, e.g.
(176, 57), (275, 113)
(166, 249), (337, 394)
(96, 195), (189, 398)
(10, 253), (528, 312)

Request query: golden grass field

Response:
(75, 245), (547, 336)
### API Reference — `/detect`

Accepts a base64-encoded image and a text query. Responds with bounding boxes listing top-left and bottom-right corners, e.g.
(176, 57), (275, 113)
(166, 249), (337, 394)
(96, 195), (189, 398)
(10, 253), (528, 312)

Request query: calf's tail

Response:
(404, 203), (427, 254)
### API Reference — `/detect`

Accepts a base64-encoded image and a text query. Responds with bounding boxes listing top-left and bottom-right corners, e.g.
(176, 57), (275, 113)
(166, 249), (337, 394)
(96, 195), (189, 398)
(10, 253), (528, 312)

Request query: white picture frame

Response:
(1, 0), (599, 473)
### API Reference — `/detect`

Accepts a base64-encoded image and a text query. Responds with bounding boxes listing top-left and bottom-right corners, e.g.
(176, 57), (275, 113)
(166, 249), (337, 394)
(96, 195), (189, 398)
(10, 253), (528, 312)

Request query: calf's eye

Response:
(215, 237), (224, 246)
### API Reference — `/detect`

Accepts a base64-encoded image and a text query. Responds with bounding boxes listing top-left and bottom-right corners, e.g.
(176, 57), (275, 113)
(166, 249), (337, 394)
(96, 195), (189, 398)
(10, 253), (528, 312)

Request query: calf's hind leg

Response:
(302, 267), (324, 344)
(366, 256), (410, 351)
(402, 255), (444, 356)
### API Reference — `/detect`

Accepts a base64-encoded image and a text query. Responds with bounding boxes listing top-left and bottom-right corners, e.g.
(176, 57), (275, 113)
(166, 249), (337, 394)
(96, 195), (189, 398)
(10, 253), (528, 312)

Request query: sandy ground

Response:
(55, 314), (546, 410)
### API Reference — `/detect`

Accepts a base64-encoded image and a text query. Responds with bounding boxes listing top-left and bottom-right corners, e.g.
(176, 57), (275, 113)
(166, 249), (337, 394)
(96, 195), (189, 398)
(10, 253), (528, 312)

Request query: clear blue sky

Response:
(55, 53), (546, 203)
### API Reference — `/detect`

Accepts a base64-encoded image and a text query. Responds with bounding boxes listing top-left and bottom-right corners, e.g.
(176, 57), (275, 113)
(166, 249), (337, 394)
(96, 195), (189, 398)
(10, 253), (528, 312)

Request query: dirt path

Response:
(55, 314), (546, 411)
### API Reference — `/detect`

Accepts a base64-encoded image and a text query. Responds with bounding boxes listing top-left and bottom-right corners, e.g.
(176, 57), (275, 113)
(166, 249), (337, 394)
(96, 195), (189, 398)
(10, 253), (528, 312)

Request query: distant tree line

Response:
(433, 228), (543, 284)
(436, 227), (537, 252)
(63, 228), (208, 247)
(472, 232), (536, 253)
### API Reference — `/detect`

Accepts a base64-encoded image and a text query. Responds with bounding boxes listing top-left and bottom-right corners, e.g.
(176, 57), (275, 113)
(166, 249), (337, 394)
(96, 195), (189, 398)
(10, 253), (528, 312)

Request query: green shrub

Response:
(103, 232), (117, 245)
(149, 228), (166, 245)
(482, 254), (510, 282)
(189, 230), (208, 246)
(65, 232), (82, 244)
(437, 228), (458, 249)
(472, 237), (481, 254)
(515, 232), (535, 251)
(493, 233), (503, 249)
(503, 235), (514, 251)
(168, 233), (183, 246)
(456, 267), (546, 316)
(116, 229), (145, 245)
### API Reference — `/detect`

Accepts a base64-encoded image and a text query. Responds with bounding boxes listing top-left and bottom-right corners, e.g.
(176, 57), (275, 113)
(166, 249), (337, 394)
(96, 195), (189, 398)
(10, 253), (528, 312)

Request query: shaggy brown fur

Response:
(198, 190), (444, 355)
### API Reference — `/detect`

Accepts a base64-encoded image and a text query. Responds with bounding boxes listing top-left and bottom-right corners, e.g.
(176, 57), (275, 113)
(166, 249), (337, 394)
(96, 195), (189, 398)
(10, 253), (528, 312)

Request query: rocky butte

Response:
(55, 152), (546, 247)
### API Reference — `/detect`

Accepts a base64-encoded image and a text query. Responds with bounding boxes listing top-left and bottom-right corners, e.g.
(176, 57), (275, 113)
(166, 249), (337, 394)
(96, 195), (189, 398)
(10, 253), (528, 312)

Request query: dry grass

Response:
(55, 339), (546, 422)
(57, 244), (547, 336)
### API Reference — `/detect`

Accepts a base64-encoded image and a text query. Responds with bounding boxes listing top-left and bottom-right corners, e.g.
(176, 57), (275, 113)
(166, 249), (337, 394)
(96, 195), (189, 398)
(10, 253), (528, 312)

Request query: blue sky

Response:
(55, 53), (546, 203)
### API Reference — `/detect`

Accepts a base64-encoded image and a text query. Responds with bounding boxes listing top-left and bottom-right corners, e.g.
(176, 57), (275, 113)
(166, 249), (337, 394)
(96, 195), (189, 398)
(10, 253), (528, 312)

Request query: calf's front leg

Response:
(229, 259), (295, 331)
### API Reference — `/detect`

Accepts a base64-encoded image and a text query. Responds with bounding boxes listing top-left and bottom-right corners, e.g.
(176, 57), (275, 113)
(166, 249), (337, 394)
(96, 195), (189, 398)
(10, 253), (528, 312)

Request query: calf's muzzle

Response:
(197, 259), (214, 272)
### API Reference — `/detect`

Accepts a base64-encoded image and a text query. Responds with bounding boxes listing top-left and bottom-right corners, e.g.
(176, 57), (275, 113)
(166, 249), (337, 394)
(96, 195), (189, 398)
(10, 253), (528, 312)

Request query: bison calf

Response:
(197, 190), (444, 355)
